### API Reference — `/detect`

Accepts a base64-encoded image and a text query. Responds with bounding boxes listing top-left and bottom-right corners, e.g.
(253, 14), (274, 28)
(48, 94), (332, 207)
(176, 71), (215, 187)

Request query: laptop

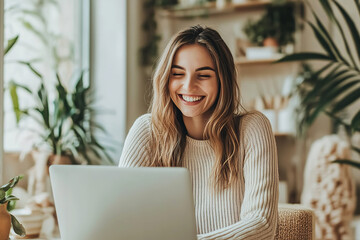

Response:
(49, 165), (197, 240)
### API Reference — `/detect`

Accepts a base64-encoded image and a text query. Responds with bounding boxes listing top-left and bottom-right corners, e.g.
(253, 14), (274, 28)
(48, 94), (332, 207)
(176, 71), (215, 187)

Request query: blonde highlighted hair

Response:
(149, 25), (245, 189)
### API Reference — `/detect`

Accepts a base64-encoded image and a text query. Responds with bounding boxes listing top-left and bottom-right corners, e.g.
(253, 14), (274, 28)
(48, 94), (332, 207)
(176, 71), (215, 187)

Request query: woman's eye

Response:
(172, 73), (184, 76)
(199, 75), (210, 78)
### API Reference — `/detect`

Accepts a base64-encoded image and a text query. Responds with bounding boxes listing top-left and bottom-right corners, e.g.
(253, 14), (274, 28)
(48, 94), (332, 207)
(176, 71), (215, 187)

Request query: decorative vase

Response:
(0, 203), (11, 240)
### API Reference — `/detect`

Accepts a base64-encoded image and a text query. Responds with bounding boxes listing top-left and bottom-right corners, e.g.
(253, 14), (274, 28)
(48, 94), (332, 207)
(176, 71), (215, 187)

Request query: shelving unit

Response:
(235, 57), (282, 66)
(157, 0), (297, 18)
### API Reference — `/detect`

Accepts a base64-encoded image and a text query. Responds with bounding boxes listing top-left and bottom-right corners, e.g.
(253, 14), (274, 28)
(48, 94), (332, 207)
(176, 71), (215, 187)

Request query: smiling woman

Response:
(119, 25), (279, 239)
(169, 44), (219, 140)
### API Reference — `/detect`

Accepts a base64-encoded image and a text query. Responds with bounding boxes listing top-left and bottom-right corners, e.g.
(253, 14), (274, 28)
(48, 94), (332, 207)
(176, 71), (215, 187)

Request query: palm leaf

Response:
(320, 0), (335, 20)
(302, 65), (343, 103)
(276, 52), (333, 62)
(304, 79), (360, 126)
(352, 145), (360, 154)
(312, 62), (335, 78)
(307, 21), (335, 59)
(333, 159), (360, 169)
(355, 0), (360, 15)
(351, 110), (360, 131)
(327, 1), (358, 68)
(313, 12), (346, 63)
(331, 86), (360, 113)
(333, 0), (360, 69)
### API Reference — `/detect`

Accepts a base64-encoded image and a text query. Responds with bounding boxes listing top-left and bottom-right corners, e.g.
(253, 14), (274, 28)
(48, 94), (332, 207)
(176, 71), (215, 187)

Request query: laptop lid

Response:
(49, 165), (197, 240)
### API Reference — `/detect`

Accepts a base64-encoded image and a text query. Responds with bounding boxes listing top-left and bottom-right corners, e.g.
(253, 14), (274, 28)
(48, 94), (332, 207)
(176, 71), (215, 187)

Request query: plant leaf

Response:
(17, 61), (43, 79)
(3, 195), (19, 202)
(9, 81), (22, 123)
(329, 0), (358, 69)
(0, 176), (22, 192)
(5, 35), (19, 55)
(10, 214), (26, 237)
(352, 145), (360, 154)
(333, 159), (360, 169)
(332, 86), (360, 113)
(351, 110), (360, 131)
(313, 12), (346, 64)
(333, 0), (360, 68)
(0, 189), (5, 200)
(303, 79), (360, 126)
(276, 52), (333, 62)
(320, 0), (335, 21)
(307, 21), (335, 59)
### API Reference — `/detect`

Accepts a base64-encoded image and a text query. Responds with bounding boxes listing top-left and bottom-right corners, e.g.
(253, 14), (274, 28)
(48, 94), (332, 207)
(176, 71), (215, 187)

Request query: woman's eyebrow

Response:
(171, 65), (184, 70)
(196, 66), (215, 72)
(171, 65), (215, 72)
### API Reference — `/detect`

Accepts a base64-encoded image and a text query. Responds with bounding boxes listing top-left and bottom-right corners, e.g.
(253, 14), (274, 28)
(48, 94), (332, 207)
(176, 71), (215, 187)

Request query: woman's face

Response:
(168, 44), (219, 121)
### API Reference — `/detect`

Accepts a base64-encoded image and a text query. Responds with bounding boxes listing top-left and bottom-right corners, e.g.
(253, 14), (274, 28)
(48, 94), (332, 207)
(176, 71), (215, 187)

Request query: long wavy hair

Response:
(149, 25), (245, 189)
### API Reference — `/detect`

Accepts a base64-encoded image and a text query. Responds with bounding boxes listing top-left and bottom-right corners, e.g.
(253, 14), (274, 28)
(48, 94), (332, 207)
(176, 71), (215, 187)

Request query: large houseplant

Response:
(0, 176), (26, 240)
(8, 65), (114, 165)
(4, 2), (113, 165)
(278, 0), (360, 168)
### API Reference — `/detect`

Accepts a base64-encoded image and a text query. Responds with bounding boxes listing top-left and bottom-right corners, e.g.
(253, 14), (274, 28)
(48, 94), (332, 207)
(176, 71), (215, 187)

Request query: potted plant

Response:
(0, 176), (26, 240)
(8, 65), (114, 166)
(277, 0), (360, 168)
(243, 1), (297, 53)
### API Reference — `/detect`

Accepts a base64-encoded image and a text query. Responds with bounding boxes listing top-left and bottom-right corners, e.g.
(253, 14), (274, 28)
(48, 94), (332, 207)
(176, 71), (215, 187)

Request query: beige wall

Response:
(126, 0), (151, 133)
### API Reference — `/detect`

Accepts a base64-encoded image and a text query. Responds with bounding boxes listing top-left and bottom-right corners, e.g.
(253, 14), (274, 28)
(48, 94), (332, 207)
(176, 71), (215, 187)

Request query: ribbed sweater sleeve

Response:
(118, 114), (151, 167)
(197, 112), (279, 240)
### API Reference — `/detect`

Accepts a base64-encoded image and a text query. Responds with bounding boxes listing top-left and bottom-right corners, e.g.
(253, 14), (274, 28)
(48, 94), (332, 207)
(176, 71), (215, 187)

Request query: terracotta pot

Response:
(47, 154), (72, 174)
(0, 203), (11, 240)
(47, 154), (72, 166)
(263, 37), (279, 47)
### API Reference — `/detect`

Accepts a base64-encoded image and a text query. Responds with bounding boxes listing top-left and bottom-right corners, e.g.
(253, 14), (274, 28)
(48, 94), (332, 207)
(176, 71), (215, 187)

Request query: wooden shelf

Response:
(235, 57), (282, 65)
(157, 0), (297, 18)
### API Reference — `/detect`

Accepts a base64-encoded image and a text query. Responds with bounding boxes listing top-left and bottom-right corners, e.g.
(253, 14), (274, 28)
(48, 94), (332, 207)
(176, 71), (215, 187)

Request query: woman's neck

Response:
(183, 116), (208, 140)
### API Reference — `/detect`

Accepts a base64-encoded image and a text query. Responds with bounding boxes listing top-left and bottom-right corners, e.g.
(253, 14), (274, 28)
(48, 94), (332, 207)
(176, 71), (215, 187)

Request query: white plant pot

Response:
(245, 46), (277, 60)
(278, 107), (294, 134)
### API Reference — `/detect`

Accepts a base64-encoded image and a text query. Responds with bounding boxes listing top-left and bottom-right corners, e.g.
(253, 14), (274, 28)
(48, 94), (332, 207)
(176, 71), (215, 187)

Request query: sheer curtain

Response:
(0, 0), (4, 182)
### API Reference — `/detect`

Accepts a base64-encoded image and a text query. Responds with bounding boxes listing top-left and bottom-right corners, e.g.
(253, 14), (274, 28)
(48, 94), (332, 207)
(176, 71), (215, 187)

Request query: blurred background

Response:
(1, 0), (360, 239)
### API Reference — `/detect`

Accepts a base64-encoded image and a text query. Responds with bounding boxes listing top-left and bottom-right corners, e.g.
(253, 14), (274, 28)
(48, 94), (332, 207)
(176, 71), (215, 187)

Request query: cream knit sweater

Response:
(118, 112), (279, 240)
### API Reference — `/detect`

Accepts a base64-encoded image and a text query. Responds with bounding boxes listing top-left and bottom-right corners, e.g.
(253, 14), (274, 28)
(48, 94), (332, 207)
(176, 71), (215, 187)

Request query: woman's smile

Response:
(179, 94), (205, 104)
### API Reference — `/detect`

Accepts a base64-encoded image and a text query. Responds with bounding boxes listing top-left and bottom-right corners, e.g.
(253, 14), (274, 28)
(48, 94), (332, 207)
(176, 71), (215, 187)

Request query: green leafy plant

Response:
(277, 0), (360, 168)
(8, 67), (114, 165)
(243, 2), (297, 47)
(0, 176), (26, 237)
(4, 18), (113, 166)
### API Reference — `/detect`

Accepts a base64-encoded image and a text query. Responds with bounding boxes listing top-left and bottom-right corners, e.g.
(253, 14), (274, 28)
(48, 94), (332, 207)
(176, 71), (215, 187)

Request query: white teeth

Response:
(182, 95), (203, 102)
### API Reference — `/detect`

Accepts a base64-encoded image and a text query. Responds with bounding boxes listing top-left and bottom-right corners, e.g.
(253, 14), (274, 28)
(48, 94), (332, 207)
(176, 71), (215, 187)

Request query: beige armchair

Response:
(276, 204), (315, 240)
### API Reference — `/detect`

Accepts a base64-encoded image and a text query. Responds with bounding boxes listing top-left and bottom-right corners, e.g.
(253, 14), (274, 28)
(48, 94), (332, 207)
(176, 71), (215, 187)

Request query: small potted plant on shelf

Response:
(242, 2), (297, 59)
(8, 64), (114, 166)
(0, 176), (26, 240)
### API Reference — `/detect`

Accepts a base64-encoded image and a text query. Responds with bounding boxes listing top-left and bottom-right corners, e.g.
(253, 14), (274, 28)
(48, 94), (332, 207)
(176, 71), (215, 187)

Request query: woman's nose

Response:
(182, 74), (196, 91)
